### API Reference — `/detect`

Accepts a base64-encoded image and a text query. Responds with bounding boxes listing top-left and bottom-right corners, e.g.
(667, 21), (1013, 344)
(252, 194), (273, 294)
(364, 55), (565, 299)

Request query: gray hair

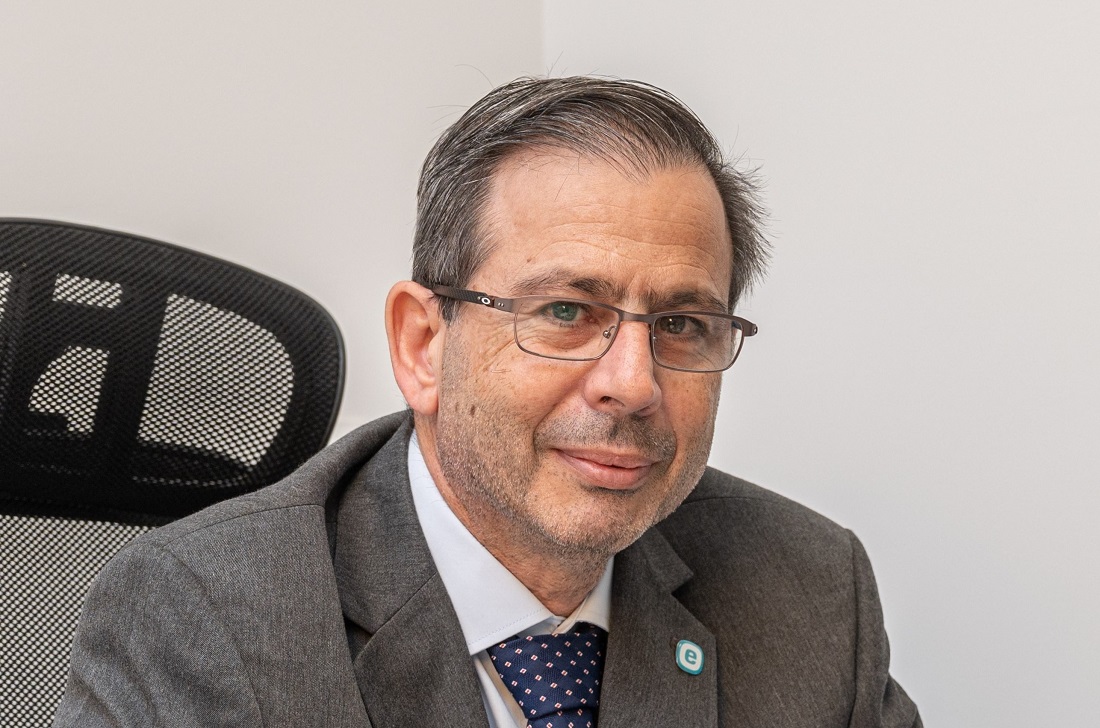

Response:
(412, 76), (769, 319)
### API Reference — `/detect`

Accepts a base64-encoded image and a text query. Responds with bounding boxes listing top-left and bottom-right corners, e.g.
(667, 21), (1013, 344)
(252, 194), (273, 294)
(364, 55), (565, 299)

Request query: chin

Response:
(532, 499), (660, 556)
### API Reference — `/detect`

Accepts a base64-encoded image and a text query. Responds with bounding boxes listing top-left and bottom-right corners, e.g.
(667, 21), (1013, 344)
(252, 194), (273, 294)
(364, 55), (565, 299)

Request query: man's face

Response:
(429, 150), (733, 558)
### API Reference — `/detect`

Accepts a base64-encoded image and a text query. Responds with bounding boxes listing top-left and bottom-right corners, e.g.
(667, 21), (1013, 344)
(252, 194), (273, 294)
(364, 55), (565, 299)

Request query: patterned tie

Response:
(487, 622), (608, 728)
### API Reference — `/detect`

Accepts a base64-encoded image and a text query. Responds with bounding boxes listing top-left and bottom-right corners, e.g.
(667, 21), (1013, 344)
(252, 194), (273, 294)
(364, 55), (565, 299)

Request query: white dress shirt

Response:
(407, 432), (613, 728)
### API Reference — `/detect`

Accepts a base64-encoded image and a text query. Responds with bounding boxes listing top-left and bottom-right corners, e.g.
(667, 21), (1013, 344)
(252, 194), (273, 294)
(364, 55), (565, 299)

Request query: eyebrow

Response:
(509, 270), (729, 313)
(655, 288), (729, 313)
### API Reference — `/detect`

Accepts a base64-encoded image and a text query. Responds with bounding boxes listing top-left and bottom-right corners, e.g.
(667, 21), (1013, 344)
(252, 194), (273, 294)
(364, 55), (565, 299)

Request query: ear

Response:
(385, 280), (444, 416)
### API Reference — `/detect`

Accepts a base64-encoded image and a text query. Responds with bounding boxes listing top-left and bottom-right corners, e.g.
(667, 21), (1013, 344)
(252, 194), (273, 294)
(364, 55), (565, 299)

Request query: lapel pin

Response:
(675, 639), (704, 675)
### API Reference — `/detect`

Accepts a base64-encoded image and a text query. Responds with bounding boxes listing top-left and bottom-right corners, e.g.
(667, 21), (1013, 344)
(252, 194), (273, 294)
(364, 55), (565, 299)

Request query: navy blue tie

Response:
(487, 622), (607, 728)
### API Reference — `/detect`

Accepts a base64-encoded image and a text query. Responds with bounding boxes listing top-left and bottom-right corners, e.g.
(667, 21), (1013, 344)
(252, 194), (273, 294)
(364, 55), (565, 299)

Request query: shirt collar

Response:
(407, 431), (612, 655)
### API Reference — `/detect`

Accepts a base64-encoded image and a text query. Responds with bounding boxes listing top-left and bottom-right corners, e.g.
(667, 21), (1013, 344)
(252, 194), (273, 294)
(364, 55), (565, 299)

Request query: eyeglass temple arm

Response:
(430, 285), (513, 311)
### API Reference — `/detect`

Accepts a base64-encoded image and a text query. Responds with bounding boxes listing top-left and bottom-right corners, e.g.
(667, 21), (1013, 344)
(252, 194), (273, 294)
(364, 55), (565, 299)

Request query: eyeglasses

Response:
(431, 285), (757, 373)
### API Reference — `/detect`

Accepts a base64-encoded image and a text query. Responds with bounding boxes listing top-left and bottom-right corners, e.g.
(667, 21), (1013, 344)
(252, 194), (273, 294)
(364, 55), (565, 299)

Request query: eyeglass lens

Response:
(511, 297), (742, 372)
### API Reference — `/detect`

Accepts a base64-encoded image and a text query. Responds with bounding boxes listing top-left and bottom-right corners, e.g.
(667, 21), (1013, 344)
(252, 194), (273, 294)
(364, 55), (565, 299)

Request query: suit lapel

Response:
(352, 572), (488, 728)
(333, 419), (488, 728)
(599, 528), (718, 728)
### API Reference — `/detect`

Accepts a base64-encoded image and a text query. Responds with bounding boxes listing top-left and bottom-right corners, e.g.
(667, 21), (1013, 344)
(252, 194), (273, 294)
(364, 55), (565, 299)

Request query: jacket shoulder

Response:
(134, 411), (411, 551)
(676, 466), (852, 543)
(659, 466), (858, 616)
(55, 416), (412, 725)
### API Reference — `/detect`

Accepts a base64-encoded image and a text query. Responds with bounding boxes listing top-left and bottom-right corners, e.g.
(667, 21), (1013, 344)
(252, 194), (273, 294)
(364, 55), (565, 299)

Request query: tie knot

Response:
(487, 622), (607, 728)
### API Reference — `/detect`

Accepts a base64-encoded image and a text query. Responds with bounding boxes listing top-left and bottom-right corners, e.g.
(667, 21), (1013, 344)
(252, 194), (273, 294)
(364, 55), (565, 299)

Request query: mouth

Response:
(553, 448), (658, 491)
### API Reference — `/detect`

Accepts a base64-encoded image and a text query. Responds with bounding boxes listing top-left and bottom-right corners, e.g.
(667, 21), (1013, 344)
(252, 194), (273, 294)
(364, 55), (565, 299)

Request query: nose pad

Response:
(602, 324), (617, 340)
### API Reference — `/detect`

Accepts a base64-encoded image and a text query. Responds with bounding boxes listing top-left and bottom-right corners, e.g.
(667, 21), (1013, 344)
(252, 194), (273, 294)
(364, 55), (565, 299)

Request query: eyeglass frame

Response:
(430, 284), (758, 373)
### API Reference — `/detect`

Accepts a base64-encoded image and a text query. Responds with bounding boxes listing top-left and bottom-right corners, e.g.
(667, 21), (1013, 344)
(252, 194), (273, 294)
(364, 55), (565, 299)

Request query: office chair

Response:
(0, 219), (345, 726)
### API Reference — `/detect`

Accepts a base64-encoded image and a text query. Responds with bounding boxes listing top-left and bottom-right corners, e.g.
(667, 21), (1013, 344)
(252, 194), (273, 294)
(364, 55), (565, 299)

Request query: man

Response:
(55, 77), (921, 727)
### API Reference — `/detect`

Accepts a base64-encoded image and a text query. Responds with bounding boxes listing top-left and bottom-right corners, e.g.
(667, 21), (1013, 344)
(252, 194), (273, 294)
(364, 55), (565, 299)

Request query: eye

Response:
(550, 301), (580, 322)
(659, 315), (689, 335)
(657, 315), (712, 338)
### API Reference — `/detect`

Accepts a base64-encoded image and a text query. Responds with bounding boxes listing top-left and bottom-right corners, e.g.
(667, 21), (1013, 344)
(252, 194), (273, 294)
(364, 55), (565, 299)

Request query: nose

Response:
(582, 320), (662, 416)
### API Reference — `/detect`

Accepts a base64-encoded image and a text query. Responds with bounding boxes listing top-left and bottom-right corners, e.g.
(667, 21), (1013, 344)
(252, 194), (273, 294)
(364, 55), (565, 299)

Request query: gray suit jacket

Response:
(54, 412), (921, 727)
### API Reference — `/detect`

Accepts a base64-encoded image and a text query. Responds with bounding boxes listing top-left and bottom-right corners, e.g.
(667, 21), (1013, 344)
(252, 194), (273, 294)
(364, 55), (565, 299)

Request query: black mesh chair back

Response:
(0, 219), (345, 726)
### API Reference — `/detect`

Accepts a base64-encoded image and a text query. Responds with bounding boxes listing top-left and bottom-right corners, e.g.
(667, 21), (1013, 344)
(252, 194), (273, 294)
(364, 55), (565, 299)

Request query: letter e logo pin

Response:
(675, 639), (704, 675)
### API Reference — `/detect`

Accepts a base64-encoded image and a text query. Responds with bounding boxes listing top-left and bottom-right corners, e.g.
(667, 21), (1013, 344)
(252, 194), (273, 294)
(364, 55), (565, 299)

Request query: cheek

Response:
(461, 352), (580, 424)
(668, 373), (722, 421)
(667, 377), (722, 457)
(508, 363), (580, 414)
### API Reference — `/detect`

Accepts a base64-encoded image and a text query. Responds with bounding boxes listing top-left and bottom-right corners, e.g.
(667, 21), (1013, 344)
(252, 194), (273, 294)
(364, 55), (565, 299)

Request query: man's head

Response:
(411, 76), (768, 319)
(386, 77), (767, 579)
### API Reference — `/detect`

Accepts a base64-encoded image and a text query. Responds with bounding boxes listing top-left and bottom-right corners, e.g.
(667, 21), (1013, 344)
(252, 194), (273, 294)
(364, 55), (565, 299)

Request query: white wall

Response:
(545, 2), (1100, 726)
(1, 0), (544, 436)
(5, 2), (1097, 725)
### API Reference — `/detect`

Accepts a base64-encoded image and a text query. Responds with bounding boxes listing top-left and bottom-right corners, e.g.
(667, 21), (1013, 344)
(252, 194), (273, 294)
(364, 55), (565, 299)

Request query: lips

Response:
(553, 448), (658, 490)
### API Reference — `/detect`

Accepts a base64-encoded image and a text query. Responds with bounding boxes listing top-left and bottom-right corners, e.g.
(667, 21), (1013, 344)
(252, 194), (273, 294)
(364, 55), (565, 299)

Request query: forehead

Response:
(476, 150), (733, 311)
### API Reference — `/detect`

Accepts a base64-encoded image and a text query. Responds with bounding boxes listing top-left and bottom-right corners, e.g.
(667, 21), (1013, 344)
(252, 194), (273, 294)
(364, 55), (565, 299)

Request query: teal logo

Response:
(675, 639), (704, 675)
